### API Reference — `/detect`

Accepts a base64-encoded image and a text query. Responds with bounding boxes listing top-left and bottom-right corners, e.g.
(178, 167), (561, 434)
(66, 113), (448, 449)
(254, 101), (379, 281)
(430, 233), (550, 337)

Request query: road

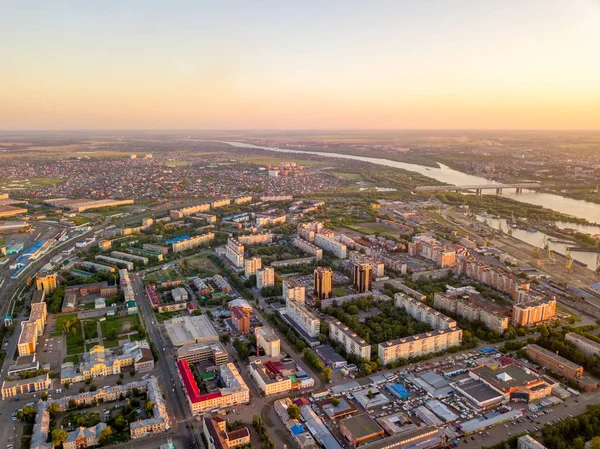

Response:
(130, 272), (201, 449)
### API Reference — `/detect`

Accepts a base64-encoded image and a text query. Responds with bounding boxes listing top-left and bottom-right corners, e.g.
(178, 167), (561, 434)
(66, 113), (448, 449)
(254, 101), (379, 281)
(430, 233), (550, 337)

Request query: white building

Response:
(224, 238), (245, 269)
(328, 320), (371, 360)
(256, 327), (280, 357)
(315, 233), (347, 259)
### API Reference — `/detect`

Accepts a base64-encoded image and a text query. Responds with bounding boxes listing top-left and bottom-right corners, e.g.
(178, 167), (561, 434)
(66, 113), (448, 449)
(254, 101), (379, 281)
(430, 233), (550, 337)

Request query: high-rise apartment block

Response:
(512, 298), (556, 326)
(225, 238), (245, 269)
(35, 272), (57, 294)
(433, 291), (510, 334)
(314, 266), (333, 300)
(256, 267), (275, 289)
(353, 263), (372, 293)
(244, 257), (262, 277)
(408, 235), (456, 267)
(457, 259), (531, 302)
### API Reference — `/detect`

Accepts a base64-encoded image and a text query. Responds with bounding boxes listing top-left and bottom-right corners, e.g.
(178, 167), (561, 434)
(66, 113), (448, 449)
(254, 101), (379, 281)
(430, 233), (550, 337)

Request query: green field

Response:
(100, 315), (140, 338)
(164, 161), (191, 167)
(55, 313), (78, 332)
(329, 171), (362, 180)
(63, 354), (80, 364)
(145, 268), (181, 283)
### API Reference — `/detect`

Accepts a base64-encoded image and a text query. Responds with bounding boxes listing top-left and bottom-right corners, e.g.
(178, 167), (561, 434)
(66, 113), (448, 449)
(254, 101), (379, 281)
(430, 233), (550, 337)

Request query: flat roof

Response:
(18, 321), (37, 345)
(473, 364), (539, 390)
(527, 344), (583, 370)
(455, 378), (505, 404)
(164, 315), (219, 346)
(380, 328), (462, 347)
(341, 414), (382, 440)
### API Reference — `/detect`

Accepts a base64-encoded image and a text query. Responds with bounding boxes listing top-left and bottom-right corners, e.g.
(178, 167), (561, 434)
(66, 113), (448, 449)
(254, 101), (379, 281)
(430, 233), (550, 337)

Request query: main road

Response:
(130, 272), (203, 449)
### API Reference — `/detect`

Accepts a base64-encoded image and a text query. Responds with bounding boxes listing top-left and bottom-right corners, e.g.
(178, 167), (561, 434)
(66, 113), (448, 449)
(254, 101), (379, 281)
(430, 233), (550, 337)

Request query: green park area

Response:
(239, 155), (329, 167)
(164, 160), (190, 167)
(145, 268), (181, 284)
(329, 171), (362, 180)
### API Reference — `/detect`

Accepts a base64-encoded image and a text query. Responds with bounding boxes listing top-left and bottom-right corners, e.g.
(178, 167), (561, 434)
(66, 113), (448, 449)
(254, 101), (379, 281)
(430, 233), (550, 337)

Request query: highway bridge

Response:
(415, 183), (544, 195)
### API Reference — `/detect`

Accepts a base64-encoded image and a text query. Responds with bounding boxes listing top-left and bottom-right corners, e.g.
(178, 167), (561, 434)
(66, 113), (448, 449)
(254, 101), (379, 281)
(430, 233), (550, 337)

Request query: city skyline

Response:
(1, 0), (600, 130)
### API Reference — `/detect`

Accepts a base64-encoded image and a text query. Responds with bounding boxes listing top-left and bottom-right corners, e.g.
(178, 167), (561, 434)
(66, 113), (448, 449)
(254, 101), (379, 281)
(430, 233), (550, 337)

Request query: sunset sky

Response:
(1, 0), (599, 130)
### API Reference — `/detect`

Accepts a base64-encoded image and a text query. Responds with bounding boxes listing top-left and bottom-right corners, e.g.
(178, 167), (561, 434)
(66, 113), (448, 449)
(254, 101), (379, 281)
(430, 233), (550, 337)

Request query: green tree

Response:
(590, 437), (600, 449)
(323, 367), (332, 383)
(287, 404), (301, 420)
(99, 426), (113, 444)
(331, 397), (340, 407)
(145, 400), (155, 415)
(40, 391), (48, 401)
(51, 429), (68, 446)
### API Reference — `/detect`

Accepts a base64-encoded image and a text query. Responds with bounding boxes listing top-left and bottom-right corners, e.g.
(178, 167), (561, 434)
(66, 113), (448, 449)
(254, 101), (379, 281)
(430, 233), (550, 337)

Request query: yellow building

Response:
(18, 321), (38, 356)
(29, 302), (47, 336)
(314, 266), (333, 300)
(35, 272), (57, 294)
(1, 373), (50, 399)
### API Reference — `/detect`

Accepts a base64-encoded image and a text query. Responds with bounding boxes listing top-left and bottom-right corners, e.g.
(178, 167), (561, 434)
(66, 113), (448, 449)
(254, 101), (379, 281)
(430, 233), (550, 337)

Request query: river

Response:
(223, 141), (600, 269)
(224, 141), (600, 224)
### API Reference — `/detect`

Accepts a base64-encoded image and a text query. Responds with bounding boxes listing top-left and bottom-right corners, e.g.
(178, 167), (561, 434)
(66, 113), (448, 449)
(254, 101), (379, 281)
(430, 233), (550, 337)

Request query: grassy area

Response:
(103, 339), (120, 348)
(63, 354), (80, 364)
(55, 313), (78, 332)
(73, 216), (91, 226)
(329, 171), (362, 180)
(100, 315), (139, 337)
(556, 304), (582, 322)
(359, 222), (402, 234)
(50, 331), (62, 337)
(145, 268), (181, 283)
(239, 155), (329, 167)
(154, 310), (183, 323)
(164, 161), (190, 167)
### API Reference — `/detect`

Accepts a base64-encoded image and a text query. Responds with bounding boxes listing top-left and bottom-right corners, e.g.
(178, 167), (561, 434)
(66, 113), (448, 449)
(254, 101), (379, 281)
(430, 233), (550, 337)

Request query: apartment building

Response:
(525, 344), (583, 379)
(512, 298), (556, 326)
(457, 259), (531, 302)
(120, 268), (135, 302)
(353, 262), (372, 293)
(231, 306), (251, 335)
(433, 292), (510, 334)
(111, 250), (148, 265)
(224, 238), (245, 268)
(517, 435), (548, 449)
(35, 272), (57, 293)
(408, 235), (456, 267)
(378, 329), (463, 365)
(18, 321), (38, 356)
(143, 243), (170, 255)
(169, 203), (211, 220)
(29, 302), (48, 336)
(256, 267), (275, 288)
(396, 294), (458, 331)
(244, 257), (262, 277)
(171, 233), (215, 253)
(314, 266), (333, 300)
(234, 195), (253, 205)
(349, 251), (384, 278)
(256, 327), (280, 358)
(283, 280), (306, 303)
(211, 199), (231, 208)
(178, 361), (249, 415)
(286, 298), (320, 338)
(315, 233), (347, 258)
(238, 233), (273, 245)
(255, 214), (287, 227)
(293, 236), (323, 260)
(565, 332), (600, 357)
(1, 373), (51, 399)
(328, 320), (372, 360)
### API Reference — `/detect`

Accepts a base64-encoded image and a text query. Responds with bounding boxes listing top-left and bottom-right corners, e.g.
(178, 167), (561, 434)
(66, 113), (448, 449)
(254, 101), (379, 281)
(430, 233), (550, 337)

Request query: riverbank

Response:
(223, 141), (600, 225)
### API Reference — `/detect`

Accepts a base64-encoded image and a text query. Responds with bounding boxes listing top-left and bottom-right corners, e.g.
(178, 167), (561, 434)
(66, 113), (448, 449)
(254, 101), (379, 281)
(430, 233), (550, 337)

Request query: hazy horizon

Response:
(2, 0), (599, 130)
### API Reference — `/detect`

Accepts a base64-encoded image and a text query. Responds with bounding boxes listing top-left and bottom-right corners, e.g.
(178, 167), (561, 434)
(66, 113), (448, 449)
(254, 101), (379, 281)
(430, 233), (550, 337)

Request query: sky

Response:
(1, 0), (599, 130)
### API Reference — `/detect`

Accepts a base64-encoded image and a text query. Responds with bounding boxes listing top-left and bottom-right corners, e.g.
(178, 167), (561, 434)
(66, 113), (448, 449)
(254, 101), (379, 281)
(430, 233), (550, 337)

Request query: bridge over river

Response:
(415, 183), (546, 195)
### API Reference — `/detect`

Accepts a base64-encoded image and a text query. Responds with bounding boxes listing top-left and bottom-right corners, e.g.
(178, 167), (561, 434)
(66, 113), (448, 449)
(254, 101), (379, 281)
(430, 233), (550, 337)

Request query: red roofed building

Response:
(177, 360), (249, 415)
